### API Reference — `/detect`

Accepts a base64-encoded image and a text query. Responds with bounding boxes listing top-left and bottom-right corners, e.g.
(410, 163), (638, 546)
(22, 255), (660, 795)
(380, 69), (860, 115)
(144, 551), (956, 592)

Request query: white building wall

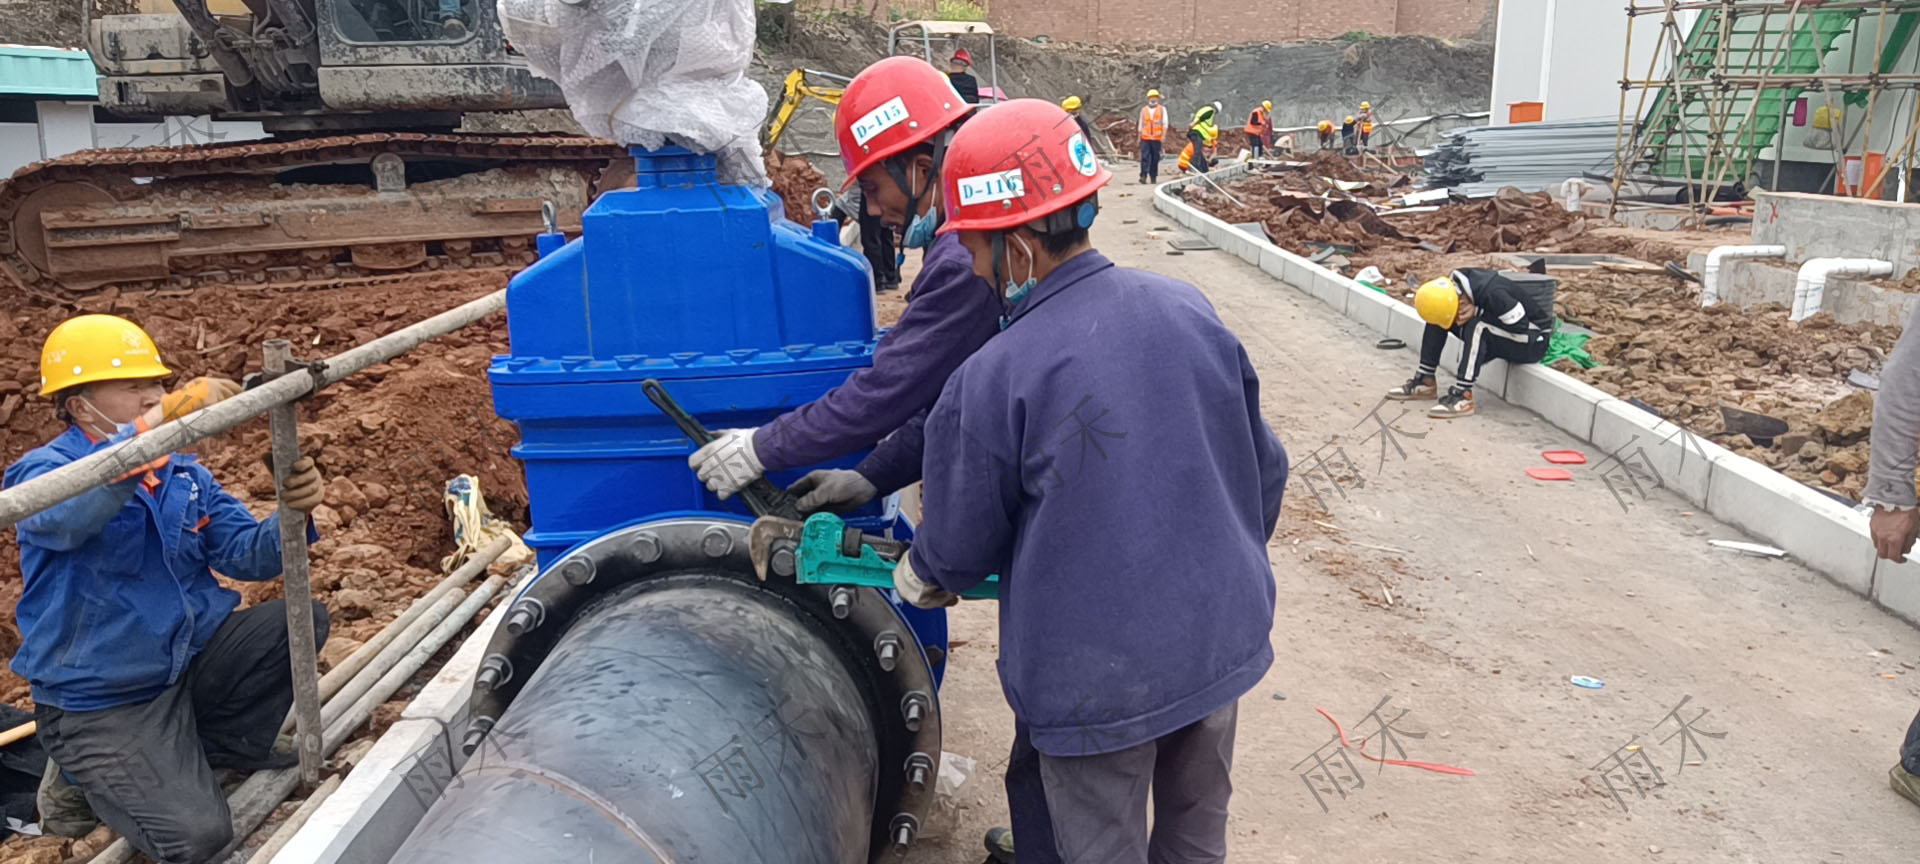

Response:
(1492, 1), (1695, 125)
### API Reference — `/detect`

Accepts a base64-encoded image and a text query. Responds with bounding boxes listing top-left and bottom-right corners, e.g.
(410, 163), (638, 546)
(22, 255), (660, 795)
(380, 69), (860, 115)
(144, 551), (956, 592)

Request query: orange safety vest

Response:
(1245, 107), (1267, 135)
(1139, 104), (1167, 141)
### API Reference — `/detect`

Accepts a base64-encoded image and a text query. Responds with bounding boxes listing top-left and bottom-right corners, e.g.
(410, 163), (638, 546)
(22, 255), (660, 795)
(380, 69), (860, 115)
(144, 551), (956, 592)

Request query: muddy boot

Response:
(1429, 388), (1475, 419)
(38, 761), (99, 837)
(1385, 374), (1436, 401)
(982, 827), (1016, 864)
(1894, 763), (1920, 809)
(441, 17), (468, 37)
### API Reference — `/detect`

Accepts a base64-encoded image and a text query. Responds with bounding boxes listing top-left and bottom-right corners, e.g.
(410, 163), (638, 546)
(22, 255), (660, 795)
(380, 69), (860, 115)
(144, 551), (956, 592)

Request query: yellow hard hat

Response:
(1361, 101), (1372, 110)
(1318, 120), (1333, 131)
(1146, 89), (1161, 99)
(1812, 104), (1834, 130)
(39, 314), (172, 395)
(1345, 115), (1356, 124)
(1262, 100), (1272, 111)
(1414, 278), (1461, 328)
(1062, 96), (1082, 111)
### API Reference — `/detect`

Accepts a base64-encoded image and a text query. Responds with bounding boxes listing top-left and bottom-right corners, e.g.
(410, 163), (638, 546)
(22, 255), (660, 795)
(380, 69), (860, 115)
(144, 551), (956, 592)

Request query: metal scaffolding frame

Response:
(1609, 0), (1920, 216)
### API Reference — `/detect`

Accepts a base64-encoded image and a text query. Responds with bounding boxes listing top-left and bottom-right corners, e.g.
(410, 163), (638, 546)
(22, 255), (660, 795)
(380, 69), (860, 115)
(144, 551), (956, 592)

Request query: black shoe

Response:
(983, 827), (1015, 864)
(206, 733), (299, 771)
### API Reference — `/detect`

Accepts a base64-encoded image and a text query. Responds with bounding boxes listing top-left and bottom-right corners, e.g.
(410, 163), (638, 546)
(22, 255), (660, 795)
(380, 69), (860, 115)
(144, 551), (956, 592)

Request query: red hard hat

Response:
(939, 99), (1113, 235)
(835, 56), (973, 190)
(951, 48), (972, 66)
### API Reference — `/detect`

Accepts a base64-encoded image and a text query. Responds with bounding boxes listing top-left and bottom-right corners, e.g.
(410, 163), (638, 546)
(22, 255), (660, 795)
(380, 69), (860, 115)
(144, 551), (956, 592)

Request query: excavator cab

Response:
(90, 0), (565, 131)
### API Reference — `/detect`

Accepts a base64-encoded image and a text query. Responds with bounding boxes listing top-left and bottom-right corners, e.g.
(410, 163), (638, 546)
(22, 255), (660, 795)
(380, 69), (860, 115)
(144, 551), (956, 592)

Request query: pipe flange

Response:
(463, 515), (943, 860)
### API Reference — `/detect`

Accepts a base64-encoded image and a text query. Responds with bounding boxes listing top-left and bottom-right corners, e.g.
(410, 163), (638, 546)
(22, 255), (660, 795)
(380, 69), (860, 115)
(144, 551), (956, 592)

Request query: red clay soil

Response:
(765, 149), (829, 225)
(0, 273), (527, 710)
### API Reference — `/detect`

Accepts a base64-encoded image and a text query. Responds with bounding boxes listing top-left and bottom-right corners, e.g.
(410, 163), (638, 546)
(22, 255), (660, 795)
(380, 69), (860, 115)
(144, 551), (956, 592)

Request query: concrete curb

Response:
(1151, 171), (1913, 627)
(268, 596), (511, 864)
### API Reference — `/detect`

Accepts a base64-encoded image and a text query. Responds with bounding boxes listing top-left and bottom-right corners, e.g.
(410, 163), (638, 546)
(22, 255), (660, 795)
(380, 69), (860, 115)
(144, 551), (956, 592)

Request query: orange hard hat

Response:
(834, 56), (973, 190)
(939, 99), (1112, 235)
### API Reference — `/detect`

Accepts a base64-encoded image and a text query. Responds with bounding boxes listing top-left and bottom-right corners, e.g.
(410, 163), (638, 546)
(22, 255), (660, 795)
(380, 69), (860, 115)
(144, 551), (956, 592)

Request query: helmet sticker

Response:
(956, 168), (1026, 207)
(1067, 133), (1098, 177)
(851, 96), (911, 147)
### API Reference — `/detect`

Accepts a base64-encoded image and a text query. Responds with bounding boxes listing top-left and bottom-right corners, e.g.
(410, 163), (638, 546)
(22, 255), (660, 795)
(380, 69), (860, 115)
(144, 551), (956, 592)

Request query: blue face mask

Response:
(902, 207), (937, 250)
(1000, 235), (1037, 325)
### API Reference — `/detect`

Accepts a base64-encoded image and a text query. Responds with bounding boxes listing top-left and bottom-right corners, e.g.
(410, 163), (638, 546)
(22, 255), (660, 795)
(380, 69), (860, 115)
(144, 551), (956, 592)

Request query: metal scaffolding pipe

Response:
(0, 290), (505, 531)
(393, 574), (880, 863)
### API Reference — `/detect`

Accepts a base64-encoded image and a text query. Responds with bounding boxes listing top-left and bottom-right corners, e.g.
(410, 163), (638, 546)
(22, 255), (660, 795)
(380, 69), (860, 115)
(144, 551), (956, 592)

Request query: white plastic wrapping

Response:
(499, 0), (769, 186)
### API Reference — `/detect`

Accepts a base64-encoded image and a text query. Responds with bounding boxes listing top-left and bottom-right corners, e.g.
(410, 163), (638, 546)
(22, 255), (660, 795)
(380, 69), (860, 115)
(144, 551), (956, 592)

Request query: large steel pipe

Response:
(393, 573), (879, 862)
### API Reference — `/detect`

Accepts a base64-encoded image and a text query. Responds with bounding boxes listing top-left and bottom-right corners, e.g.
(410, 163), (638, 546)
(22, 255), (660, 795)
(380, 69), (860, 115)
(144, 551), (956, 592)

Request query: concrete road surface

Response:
(906, 179), (1919, 863)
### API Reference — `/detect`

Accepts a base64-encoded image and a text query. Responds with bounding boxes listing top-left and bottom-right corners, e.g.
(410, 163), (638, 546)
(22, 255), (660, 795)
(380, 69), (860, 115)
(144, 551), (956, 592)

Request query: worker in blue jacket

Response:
(691, 56), (998, 514)
(898, 99), (1288, 864)
(9, 314), (328, 864)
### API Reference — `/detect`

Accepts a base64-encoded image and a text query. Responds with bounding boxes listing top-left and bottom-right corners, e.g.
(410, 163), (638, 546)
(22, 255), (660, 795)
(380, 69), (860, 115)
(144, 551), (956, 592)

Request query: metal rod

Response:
(244, 774), (341, 863)
(1854, 2), (1893, 197)
(1611, 1), (1642, 219)
(0, 289), (505, 531)
(1632, 0), (1920, 12)
(265, 339), (323, 790)
(277, 536), (509, 735)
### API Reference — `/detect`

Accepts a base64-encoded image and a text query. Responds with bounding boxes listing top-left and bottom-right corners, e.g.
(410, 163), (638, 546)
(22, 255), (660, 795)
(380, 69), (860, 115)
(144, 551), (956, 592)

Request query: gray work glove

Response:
(893, 553), (958, 609)
(788, 469), (878, 514)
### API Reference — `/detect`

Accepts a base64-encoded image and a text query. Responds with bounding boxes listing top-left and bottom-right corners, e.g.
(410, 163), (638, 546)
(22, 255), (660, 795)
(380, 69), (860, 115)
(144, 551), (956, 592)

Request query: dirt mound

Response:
(765, 150), (829, 224)
(1553, 272), (1898, 501)
(0, 274), (524, 707)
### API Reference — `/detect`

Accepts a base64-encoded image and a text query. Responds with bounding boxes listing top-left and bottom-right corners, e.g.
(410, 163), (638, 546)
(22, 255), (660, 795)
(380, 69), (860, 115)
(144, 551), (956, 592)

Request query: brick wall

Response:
(989, 0), (1490, 44)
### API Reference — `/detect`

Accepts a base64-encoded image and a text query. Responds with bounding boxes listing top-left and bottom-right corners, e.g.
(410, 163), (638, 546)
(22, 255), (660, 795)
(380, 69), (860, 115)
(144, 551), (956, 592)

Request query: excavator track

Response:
(0, 132), (633, 300)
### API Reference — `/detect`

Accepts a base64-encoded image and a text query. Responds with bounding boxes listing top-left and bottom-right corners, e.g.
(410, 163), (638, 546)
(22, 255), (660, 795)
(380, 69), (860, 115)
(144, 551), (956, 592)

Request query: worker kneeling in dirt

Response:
(900, 98), (1288, 864)
(1387, 269), (1555, 418)
(9, 314), (328, 863)
(691, 56), (999, 518)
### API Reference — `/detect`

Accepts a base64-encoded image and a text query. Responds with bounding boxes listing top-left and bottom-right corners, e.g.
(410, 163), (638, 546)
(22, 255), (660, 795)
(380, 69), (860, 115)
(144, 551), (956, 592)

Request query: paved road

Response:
(910, 180), (1918, 863)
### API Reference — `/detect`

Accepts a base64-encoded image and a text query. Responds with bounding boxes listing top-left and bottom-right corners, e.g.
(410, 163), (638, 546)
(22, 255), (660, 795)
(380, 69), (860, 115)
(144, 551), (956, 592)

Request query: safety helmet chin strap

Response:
(883, 128), (956, 233)
(987, 194), (1105, 304)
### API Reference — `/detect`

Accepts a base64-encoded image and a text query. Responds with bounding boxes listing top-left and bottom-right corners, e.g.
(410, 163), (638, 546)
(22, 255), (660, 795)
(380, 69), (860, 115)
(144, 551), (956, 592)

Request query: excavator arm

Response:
(765, 68), (848, 149)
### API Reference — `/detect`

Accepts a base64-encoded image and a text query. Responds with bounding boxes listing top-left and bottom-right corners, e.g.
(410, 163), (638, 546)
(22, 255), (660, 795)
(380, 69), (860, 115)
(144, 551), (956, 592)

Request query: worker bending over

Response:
(1137, 89), (1167, 184)
(1317, 119), (1336, 150)
(1186, 101), (1221, 174)
(692, 57), (1000, 521)
(11, 315), (328, 863)
(901, 98), (1289, 864)
(1386, 269), (1555, 418)
(1861, 300), (1920, 811)
(1244, 100), (1273, 159)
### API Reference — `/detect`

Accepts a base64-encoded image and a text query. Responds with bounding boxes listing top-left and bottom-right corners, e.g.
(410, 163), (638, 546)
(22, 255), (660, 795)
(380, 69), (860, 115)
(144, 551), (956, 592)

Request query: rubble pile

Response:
(765, 149), (829, 224)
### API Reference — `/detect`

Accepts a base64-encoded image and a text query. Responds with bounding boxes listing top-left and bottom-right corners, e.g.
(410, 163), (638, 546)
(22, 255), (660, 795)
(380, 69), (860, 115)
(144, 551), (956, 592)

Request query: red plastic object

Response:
(1526, 467), (1574, 482)
(1541, 450), (1587, 465)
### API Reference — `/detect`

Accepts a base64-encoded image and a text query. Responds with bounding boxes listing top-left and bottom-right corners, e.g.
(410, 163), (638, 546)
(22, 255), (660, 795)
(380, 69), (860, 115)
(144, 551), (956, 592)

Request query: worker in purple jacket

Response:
(897, 99), (1288, 864)
(690, 56), (998, 515)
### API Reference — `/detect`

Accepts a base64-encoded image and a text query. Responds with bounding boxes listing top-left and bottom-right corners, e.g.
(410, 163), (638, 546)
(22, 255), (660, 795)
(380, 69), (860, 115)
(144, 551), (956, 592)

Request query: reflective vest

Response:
(1139, 104), (1167, 141)
(1245, 107), (1266, 135)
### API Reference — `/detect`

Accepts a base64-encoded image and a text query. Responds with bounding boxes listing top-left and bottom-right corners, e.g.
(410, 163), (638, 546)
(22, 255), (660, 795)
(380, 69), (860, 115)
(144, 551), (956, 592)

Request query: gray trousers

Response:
(36, 599), (328, 864)
(1038, 702), (1237, 864)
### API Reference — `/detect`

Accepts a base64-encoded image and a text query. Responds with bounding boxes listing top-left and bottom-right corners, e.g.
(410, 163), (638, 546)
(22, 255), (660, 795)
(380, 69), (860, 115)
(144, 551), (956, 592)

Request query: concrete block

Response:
(1473, 358), (1511, 401)
(1506, 365), (1608, 440)
(1588, 398), (1729, 506)
(1705, 453), (1875, 597)
(1871, 557), (1920, 627)
(1384, 303), (1428, 347)
(1302, 262), (1348, 311)
(1257, 244), (1289, 283)
(1343, 279), (1397, 335)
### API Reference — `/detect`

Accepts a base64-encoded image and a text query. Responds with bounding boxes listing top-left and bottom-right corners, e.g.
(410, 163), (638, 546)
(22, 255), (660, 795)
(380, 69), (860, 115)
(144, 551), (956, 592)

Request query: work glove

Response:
(156, 376), (243, 424)
(689, 428), (765, 499)
(789, 469), (879, 514)
(893, 553), (958, 610)
(278, 456), (326, 513)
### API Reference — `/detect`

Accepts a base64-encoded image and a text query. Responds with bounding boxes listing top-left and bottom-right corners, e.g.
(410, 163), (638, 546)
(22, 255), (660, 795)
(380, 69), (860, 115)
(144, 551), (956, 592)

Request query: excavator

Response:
(0, 0), (629, 298)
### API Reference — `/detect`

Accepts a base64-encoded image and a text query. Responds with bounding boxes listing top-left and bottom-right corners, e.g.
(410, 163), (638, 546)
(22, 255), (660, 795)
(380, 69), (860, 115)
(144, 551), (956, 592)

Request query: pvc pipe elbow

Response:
(1792, 257), (1894, 321)
(1701, 245), (1786, 307)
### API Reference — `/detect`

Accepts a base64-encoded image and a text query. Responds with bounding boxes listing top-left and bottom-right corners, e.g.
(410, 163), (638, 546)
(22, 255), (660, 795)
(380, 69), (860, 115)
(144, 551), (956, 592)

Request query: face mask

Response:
(894, 165), (936, 267)
(72, 393), (120, 441)
(1004, 234), (1038, 304)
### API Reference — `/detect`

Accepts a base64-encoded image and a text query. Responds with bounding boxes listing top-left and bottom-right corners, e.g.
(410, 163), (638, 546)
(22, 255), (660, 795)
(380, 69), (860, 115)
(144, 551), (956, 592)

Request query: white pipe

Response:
(1701, 244), (1787, 306)
(1792, 258), (1895, 321)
